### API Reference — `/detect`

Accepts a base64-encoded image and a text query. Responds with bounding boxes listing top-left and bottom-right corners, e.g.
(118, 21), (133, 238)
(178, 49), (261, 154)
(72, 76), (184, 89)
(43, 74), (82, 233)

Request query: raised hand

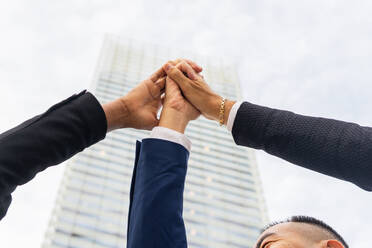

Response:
(159, 76), (200, 133)
(163, 61), (235, 125)
(103, 59), (202, 131)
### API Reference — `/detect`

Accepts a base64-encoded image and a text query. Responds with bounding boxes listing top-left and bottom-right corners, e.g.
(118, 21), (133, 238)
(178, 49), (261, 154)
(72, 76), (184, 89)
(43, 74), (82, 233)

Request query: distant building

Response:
(42, 35), (268, 248)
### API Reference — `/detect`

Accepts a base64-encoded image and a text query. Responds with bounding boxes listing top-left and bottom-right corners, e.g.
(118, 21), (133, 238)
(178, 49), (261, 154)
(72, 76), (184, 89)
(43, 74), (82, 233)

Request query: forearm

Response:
(232, 101), (372, 191)
(0, 91), (107, 220)
(127, 139), (188, 248)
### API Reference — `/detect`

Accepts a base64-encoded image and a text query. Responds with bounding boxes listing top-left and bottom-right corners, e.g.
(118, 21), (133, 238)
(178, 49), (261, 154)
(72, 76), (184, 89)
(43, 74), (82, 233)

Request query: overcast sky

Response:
(0, 0), (371, 247)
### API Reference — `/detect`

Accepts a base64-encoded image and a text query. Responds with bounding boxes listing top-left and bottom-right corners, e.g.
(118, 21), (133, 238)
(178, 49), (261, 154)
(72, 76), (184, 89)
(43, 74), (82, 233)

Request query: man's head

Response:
(255, 216), (348, 248)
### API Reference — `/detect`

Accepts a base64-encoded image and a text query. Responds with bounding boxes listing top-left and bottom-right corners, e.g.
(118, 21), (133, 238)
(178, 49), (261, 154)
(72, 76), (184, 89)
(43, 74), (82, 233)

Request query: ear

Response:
(319, 240), (345, 248)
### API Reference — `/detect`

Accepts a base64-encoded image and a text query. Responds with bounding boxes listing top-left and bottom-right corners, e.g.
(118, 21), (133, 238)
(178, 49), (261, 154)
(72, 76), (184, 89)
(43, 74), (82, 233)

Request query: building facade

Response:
(42, 35), (268, 248)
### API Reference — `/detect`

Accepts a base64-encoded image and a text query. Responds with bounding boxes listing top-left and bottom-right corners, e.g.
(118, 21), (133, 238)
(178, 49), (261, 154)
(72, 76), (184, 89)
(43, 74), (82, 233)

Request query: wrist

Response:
(159, 108), (190, 134)
(102, 97), (130, 132)
(206, 94), (223, 121)
(223, 100), (236, 125)
(207, 96), (236, 125)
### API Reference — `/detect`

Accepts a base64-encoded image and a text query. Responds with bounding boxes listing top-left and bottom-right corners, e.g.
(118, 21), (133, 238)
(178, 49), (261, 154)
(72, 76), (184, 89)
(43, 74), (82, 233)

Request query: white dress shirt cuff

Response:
(150, 126), (191, 152)
(227, 101), (243, 132)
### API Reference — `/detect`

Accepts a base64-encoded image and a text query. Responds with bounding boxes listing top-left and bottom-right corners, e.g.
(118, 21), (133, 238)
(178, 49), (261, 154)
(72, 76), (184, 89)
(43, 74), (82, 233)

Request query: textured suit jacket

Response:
(127, 138), (188, 248)
(0, 91), (107, 220)
(232, 102), (372, 191)
(1, 89), (371, 235)
(0, 90), (189, 247)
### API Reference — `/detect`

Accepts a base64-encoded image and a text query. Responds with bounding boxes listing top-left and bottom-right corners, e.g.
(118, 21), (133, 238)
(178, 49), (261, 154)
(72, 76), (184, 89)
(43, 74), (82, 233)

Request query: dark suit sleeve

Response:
(0, 90), (107, 220)
(127, 138), (188, 248)
(232, 102), (372, 191)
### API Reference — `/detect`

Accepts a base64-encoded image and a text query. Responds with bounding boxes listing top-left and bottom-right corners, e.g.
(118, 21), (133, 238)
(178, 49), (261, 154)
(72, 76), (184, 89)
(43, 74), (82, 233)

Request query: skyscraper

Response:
(42, 35), (268, 248)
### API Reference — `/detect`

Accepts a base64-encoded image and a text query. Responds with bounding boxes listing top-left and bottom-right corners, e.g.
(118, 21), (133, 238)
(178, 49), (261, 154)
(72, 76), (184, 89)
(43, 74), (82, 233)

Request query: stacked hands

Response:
(0, 57), (363, 247)
(103, 59), (236, 134)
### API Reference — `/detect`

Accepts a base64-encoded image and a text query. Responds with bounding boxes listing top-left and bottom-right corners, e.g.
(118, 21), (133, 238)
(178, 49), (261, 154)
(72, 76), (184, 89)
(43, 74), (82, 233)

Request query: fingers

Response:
(150, 67), (166, 82)
(163, 63), (193, 91)
(145, 76), (166, 100)
(155, 76), (166, 93)
(168, 59), (203, 73)
(150, 58), (201, 83)
(175, 61), (198, 80)
(185, 59), (203, 73)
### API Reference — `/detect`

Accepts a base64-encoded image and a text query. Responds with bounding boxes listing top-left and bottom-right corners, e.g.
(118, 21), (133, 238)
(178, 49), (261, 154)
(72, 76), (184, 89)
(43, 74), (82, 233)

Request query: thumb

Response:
(165, 76), (172, 95)
(149, 118), (160, 130)
(165, 76), (180, 95)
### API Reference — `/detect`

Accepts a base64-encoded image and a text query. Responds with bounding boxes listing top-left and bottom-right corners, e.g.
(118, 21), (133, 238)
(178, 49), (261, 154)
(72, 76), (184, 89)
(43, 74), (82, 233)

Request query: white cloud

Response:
(0, 0), (371, 247)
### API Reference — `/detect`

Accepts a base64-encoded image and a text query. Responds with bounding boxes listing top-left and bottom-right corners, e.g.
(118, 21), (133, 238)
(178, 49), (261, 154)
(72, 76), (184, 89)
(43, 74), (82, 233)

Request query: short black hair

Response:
(261, 216), (348, 248)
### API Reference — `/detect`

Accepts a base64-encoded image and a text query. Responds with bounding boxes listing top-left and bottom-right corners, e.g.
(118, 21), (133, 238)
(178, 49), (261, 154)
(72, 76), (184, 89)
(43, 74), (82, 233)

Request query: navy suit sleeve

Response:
(232, 101), (372, 191)
(127, 138), (189, 248)
(0, 91), (107, 220)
